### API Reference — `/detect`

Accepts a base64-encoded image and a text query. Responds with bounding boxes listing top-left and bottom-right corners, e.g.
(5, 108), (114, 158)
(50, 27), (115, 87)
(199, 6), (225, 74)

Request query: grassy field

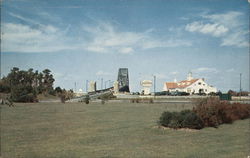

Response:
(1, 101), (249, 158)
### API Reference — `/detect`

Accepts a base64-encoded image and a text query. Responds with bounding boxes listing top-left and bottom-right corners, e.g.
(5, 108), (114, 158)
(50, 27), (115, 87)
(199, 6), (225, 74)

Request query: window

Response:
(198, 82), (201, 85)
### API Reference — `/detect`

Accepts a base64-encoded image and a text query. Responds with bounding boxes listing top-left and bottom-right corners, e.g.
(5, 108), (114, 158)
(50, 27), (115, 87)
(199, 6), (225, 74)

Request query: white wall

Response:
(187, 79), (217, 94)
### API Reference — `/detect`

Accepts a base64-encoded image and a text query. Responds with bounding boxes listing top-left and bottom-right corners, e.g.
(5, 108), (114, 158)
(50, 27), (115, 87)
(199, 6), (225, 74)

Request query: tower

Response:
(117, 68), (130, 92)
(187, 71), (193, 81)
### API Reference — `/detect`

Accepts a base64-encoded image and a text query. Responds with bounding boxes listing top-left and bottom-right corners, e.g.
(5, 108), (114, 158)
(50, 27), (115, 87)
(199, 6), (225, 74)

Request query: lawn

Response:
(1, 101), (249, 158)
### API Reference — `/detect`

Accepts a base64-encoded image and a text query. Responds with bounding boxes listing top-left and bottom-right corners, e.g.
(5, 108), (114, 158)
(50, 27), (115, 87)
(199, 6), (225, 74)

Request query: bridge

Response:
(67, 87), (114, 102)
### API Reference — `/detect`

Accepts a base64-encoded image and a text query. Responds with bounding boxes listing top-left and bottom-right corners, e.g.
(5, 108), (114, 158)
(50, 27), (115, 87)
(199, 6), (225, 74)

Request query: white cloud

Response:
(185, 21), (228, 37)
(226, 68), (235, 73)
(141, 39), (192, 49)
(185, 11), (248, 48)
(119, 47), (134, 54)
(9, 12), (38, 25)
(37, 11), (62, 22)
(1, 23), (76, 53)
(82, 22), (144, 47)
(203, 11), (243, 28)
(82, 21), (192, 54)
(8, 12), (58, 33)
(96, 70), (112, 76)
(139, 73), (168, 81)
(154, 73), (168, 80)
(193, 67), (219, 73)
(221, 30), (249, 47)
(2, 13), (192, 54)
(170, 71), (179, 75)
(86, 46), (107, 53)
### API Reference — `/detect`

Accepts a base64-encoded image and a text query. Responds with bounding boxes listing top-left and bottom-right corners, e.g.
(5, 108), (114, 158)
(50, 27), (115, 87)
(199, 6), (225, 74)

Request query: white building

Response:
(88, 81), (97, 92)
(163, 72), (217, 94)
(141, 80), (153, 95)
(75, 89), (86, 97)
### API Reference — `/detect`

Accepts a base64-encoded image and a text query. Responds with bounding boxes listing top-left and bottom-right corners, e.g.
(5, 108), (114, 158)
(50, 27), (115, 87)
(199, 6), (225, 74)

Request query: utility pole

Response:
(104, 80), (111, 89)
(0, 0), (2, 80)
(86, 80), (88, 92)
(74, 82), (77, 92)
(153, 75), (156, 96)
(240, 73), (242, 100)
(0, 1), (2, 155)
(101, 78), (103, 90)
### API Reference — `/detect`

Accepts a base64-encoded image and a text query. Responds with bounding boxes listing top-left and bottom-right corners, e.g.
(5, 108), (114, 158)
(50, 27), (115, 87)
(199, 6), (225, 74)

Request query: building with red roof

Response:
(163, 72), (217, 94)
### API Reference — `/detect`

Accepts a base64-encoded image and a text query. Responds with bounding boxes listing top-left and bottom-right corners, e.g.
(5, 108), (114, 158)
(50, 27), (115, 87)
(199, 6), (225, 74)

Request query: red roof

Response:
(165, 79), (199, 89)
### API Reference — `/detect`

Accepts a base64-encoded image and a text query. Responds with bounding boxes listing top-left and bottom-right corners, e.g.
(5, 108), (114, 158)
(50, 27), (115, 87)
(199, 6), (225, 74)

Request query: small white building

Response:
(141, 80), (153, 95)
(75, 89), (86, 97)
(88, 81), (97, 92)
(163, 72), (217, 94)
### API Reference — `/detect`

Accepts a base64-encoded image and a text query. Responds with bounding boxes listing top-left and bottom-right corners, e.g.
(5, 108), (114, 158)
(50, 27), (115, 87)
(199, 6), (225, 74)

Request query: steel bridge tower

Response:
(117, 68), (130, 92)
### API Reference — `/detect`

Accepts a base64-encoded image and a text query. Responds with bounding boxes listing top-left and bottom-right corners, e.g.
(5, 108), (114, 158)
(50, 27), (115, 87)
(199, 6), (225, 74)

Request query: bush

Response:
(159, 110), (204, 129)
(84, 95), (90, 104)
(159, 98), (250, 130)
(10, 85), (38, 102)
(159, 111), (173, 127)
(193, 97), (250, 128)
(182, 111), (204, 129)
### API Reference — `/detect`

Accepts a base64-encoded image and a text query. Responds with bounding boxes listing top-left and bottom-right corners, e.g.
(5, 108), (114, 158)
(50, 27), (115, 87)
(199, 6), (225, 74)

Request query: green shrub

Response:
(159, 110), (204, 129)
(181, 111), (204, 129)
(159, 111), (173, 127)
(84, 95), (90, 104)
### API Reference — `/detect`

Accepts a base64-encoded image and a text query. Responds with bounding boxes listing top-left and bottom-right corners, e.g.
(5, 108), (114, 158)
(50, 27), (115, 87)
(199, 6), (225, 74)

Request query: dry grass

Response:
(1, 101), (249, 158)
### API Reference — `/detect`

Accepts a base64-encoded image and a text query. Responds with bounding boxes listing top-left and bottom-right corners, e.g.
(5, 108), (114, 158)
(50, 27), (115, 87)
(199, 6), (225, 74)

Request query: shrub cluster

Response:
(159, 97), (250, 129)
(159, 110), (204, 129)
(193, 97), (250, 128)
(130, 98), (154, 103)
(228, 90), (249, 96)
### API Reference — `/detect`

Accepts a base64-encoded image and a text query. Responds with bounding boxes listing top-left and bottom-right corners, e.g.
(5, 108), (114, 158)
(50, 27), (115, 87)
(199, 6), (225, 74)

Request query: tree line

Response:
(0, 67), (72, 102)
(228, 90), (249, 96)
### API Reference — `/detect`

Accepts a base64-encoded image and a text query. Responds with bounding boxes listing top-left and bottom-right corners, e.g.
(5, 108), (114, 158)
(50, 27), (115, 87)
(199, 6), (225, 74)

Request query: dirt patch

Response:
(153, 125), (199, 132)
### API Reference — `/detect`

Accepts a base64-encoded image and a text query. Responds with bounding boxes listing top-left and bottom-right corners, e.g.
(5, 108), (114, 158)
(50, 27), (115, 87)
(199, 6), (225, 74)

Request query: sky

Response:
(1, 0), (249, 92)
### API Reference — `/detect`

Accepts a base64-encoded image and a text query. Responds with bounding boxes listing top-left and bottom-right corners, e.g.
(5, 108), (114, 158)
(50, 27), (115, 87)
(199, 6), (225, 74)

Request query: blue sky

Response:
(1, 0), (249, 92)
